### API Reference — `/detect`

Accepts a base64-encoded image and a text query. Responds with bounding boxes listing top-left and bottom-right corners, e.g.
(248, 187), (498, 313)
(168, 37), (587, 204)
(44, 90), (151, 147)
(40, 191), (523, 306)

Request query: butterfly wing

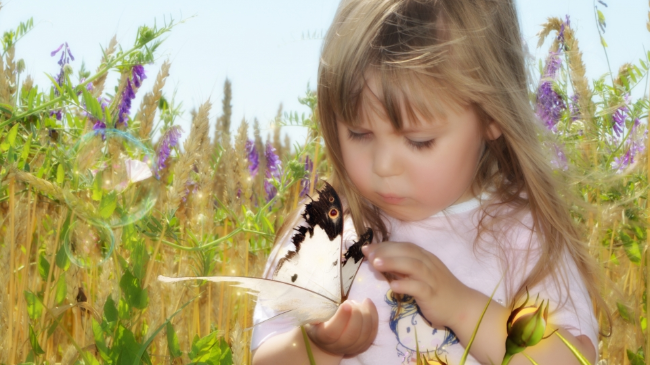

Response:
(158, 275), (338, 325)
(125, 159), (153, 183)
(273, 182), (344, 304)
(340, 228), (374, 300)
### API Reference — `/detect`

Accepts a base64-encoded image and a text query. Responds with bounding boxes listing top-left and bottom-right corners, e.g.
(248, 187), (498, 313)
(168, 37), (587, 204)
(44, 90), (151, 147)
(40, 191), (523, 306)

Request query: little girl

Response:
(251, 0), (607, 364)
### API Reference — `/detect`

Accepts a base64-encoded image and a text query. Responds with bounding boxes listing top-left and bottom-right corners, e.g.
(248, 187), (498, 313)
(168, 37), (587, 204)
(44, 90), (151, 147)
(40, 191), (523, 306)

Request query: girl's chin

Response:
(378, 204), (440, 222)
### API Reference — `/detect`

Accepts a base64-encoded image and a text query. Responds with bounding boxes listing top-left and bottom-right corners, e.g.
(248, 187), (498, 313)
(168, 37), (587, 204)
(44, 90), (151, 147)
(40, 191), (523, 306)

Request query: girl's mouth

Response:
(378, 193), (405, 204)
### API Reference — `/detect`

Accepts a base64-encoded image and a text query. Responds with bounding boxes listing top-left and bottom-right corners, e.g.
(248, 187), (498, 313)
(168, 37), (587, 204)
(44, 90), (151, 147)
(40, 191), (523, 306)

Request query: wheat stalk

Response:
(137, 60), (171, 140)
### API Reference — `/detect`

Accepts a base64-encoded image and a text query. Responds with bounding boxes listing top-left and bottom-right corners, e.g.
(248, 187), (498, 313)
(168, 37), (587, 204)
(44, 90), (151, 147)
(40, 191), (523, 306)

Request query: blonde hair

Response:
(315, 0), (610, 334)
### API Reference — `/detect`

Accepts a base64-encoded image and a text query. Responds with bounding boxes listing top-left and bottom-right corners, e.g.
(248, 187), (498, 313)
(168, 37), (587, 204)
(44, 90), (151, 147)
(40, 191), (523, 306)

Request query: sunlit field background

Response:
(0, 1), (649, 364)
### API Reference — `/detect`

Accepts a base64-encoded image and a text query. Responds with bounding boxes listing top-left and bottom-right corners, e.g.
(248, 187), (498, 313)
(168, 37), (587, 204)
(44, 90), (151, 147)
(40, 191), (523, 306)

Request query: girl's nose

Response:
(372, 143), (402, 177)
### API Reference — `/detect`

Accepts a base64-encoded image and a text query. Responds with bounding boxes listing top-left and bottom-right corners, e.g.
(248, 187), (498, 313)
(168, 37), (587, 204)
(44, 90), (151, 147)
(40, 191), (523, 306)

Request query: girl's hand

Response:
(305, 298), (379, 356)
(362, 242), (472, 330)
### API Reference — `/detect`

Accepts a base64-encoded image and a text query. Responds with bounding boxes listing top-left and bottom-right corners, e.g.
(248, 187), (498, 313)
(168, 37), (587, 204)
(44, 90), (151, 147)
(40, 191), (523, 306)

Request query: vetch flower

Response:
(536, 51), (566, 132)
(264, 144), (282, 201)
(550, 143), (568, 171)
(117, 79), (135, 127)
(569, 94), (580, 122)
(49, 109), (62, 121)
(246, 140), (259, 177)
(51, 42), (74, 89)
(116, 65), (146, 128)
(612, 118), (646, 171)
(502, 290), (552, 365)
(611, 95), (630, 139)
(132, 65), (146, 88)
(299, 155), (316, 197)
(155, 125), (183, 177)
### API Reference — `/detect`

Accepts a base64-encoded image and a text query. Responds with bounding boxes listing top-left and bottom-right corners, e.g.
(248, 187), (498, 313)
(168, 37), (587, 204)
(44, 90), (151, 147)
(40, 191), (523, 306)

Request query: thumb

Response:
(307, 301), (353, 344)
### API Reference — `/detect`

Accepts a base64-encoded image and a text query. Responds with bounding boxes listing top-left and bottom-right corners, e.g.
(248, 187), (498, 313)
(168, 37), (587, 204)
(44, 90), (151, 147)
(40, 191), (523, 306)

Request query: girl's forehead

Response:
(352, 71), (466, 129)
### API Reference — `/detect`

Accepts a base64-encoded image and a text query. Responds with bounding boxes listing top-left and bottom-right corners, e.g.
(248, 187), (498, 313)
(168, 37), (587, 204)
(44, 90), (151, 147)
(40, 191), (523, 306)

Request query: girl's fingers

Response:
(338, 301), (364, 348)
(315, 301), (353, 344)
(389, 278), (431, 298)
(364, 241), (422, 261)
(371, 256), (431, 280)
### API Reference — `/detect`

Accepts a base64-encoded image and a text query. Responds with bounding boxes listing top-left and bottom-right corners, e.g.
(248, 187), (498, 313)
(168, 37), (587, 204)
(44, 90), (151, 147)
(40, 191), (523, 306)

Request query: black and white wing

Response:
(272, 182), (344, 304)
(157, 275), (338, 325)
(340, 228), (374, 300)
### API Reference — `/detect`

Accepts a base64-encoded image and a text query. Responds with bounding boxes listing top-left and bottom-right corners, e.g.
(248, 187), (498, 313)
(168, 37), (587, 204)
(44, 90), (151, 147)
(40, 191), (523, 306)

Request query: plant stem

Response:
(8, 177), (15, 364)
(501, 353), (514, 365)
(300, 325), (317, 365)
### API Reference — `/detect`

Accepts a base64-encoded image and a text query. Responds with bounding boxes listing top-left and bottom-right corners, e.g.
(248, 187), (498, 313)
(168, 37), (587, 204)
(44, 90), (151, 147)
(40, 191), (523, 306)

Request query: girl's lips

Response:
(378, 193), (405, 204)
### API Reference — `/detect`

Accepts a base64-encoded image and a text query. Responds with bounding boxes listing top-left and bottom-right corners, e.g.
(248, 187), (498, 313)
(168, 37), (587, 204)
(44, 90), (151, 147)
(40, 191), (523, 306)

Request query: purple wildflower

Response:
(93, 120), (107, 141)
(115, 65), (145, 128)
(550, 144), (568, 171)
(299, 155), (316, 198)
(49, 109), (62, 121)
(51, 42), (74, 89)
(117, 79), (135, 127)
(569, 94), (580, 121)
(264, 144), (282, 201)
(612, 119), (646, 171)
(246, 140), (259, 177)
(132, 65), (146, 88)
(155, 125), (183, 177)
(611, 95), (630, 139)
(536, 51), (566, 132)
(557, 16), (570, 48)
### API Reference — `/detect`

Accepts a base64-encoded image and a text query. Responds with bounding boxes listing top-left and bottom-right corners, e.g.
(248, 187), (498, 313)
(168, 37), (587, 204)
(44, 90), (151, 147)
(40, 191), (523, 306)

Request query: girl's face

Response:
(338, 77), (501, 221)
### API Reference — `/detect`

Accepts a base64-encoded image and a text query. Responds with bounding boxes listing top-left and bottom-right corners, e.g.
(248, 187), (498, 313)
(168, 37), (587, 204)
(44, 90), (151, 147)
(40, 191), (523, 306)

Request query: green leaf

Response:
(131, 239), (149, 281)
(112, 324), (141, 365)
(82, 88), (103, 121)
(54, 275), (67, 305)
(24, 291), (44, 320)
(38, 253), (50, 282)
(620, 231), (641, 264)
(99, 191), (118, 219)
(55, 244), (70, 271)
(119, 270), (148, 310)
(56, 163), (64, 185)
(28, 325), (45, 355)
(118, 297), (131, 320)
(599, 35), (608, 48)
(133, 296), (197, 365)
(166, 322), (182, 359)
(104, 295), (118, 322)
(92, 318), (112, 363)
(617, 302), (634, 323)
(21, 134), (32, 162)
(7, 123), (18, 147)
(627, 347), (645, 365)
(189, 331), (231, 365)
(92, 172), (103, 201)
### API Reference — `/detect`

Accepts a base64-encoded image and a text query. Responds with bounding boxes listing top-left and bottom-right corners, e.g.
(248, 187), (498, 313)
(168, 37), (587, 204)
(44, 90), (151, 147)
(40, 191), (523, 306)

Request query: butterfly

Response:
(159, 181), (373, 326)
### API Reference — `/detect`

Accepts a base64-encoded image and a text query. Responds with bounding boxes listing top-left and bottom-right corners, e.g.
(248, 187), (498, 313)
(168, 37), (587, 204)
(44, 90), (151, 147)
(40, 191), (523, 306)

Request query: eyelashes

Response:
(346, 129), (434, 151)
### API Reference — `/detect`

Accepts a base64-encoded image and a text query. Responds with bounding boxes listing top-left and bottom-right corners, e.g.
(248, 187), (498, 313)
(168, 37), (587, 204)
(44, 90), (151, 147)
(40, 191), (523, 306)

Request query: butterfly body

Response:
(159, 181), (373, 326)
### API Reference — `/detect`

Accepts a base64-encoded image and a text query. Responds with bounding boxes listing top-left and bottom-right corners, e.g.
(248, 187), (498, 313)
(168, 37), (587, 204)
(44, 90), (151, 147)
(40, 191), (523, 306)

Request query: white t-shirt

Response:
(251, 197), (599, 364)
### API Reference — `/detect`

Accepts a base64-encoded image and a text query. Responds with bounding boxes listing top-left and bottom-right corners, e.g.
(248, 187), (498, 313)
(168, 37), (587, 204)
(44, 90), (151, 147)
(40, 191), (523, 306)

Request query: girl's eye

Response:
(347, 129), (370, 141)
(407, 138), (435, 151)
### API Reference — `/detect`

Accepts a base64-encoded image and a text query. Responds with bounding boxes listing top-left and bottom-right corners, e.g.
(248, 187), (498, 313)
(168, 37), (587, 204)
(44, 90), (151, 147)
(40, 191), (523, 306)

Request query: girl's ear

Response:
(486, 120), (502, 140)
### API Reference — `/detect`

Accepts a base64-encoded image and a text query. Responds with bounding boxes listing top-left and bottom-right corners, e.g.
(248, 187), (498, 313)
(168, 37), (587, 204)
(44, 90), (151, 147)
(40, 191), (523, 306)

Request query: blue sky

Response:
(1, 0), (648, 145)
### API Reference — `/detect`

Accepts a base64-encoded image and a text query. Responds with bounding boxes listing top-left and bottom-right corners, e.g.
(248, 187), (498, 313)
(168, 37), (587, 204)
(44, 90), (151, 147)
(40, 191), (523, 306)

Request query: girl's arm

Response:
(252, 299), (379, 365)
(362, 242), (597, 365)
(450, 288), (596, 365)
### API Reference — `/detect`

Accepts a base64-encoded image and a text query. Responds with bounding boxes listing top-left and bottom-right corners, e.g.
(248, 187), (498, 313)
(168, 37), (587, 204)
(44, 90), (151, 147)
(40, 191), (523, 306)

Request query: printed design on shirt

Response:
(385, 290), (459, 364)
